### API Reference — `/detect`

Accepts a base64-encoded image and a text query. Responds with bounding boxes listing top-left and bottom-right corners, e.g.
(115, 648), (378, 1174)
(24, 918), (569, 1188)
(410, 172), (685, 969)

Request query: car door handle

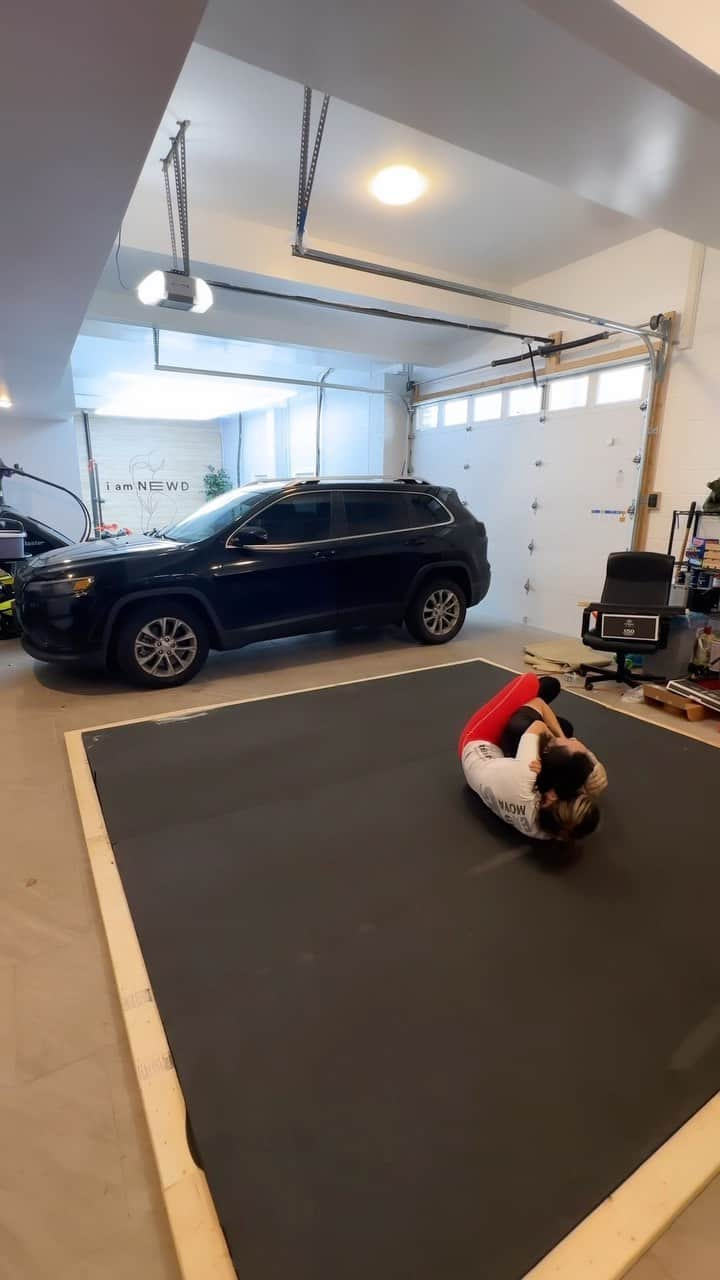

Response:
(312, 548), (336, 559)
(404, 536), (426, 546)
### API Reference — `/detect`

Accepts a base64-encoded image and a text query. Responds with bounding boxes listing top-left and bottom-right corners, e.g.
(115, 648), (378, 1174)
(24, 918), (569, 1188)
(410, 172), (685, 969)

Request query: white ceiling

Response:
(72, 322), (396, 421)
(614, 0), (720, 74)
(124, 44), (647, 288)
(197, 0), (720, 248)
(0, 0), (204, 422)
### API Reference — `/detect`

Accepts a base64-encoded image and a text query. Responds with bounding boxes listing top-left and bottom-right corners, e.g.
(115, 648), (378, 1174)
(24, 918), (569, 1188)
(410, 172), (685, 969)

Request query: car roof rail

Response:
(291, 475), (429, 486)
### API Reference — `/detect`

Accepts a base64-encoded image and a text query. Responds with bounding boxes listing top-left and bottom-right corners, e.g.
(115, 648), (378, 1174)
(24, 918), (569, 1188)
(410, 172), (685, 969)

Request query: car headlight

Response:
(30, 575), (94, 597)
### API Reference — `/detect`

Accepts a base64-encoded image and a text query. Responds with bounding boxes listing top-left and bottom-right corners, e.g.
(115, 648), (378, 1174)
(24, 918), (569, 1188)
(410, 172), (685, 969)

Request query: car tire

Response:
(405, 577), (467, 645)
(114, 599), (209, 688)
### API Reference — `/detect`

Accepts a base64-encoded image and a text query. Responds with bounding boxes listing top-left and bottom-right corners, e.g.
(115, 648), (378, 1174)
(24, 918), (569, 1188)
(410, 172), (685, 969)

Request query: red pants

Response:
(457, 673), (540, 756)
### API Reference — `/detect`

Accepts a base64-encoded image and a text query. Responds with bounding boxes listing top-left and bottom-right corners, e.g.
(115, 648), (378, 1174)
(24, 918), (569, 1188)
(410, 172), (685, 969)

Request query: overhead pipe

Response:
(293, 243), (664, 341)
(152, 332), (409, 405)
(154, 357), (397, 399)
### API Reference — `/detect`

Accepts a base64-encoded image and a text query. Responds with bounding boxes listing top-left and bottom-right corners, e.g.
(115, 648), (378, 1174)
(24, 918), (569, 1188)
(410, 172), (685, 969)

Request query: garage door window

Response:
(508, 385), (542, 417)
(443, 399), (469, 427)
(549, 375), (588, 411)
(417, 404), (439, 430)
(342, 491), (410, 535)
(596, 364), (646, 405)
(473, 392), (502, 422)
(254, 495), (332, 544)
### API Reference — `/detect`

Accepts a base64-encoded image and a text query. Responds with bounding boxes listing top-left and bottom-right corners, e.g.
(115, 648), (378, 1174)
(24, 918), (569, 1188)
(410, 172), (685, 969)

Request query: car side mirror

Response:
(228, 525), (268, 548)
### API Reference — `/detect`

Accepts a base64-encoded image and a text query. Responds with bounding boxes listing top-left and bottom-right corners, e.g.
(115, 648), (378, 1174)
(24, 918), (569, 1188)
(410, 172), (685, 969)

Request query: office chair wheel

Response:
(584, 677), (595, 691)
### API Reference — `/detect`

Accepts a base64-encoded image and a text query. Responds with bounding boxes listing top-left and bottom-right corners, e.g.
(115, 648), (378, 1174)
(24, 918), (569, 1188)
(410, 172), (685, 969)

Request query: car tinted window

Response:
(252, 495), (332, 544)
(166, 484), (283, 543)
(407, 493), (450, 527)
(342, 491), (410, 536)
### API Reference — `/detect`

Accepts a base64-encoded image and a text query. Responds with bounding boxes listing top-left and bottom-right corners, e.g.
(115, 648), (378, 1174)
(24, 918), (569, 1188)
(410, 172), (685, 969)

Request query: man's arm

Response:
(516, 722), (549, 774)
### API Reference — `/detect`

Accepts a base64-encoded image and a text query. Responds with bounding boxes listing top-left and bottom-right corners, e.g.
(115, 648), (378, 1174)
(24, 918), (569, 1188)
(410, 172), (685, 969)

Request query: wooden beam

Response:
(414, 340), (658, 404)
(544, 330), (563, 373)
(633, 312), (678, 551)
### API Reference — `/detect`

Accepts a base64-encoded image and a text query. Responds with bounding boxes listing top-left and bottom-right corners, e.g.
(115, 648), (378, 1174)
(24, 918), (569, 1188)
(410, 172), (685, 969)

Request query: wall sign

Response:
(76, 417), (222, 534)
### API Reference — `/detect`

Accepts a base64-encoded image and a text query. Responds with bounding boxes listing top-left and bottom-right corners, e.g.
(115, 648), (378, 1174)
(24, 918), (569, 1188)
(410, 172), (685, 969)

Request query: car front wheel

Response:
(405, 577), (467, 645)
(114, 600), (209, 687)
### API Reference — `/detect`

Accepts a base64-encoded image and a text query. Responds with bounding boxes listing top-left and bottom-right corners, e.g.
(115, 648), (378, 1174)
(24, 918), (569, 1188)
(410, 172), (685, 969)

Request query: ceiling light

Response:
(0, 393), (12, 409)
(370, 165), (427, 206)
(137, 270), (214, 314)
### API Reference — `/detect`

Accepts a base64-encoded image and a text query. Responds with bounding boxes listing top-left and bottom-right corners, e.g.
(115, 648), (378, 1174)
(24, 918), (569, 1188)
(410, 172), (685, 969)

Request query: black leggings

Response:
(499, 675), (574, 757)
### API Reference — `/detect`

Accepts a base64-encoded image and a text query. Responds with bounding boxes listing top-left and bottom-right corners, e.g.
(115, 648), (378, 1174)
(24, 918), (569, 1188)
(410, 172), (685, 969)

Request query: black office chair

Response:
(580, 551), (684, 691)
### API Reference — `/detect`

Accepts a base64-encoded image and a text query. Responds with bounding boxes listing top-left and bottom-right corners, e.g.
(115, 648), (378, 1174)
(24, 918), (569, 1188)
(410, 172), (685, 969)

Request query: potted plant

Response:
(203, 465), (232, 501)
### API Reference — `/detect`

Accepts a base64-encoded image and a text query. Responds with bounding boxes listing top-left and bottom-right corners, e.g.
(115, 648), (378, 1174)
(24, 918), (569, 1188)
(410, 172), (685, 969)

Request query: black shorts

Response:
(500, 706), (544, 758)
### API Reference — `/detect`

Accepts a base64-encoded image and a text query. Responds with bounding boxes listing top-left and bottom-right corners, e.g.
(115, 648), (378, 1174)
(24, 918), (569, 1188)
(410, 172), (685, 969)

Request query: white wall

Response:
(77, 416), (222, 533)
(230, 386), (388, 483)
(0, 416), (85, 539)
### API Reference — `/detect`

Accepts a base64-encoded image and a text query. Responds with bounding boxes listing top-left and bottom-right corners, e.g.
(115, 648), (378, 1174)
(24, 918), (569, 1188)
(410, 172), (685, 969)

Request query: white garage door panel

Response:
(527, 401), (643, 635)
(412, 369), (647, 636)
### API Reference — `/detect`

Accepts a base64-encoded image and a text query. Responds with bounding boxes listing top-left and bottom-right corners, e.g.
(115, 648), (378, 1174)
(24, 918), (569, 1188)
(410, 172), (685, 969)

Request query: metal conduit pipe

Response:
(153, 358), (402, 401)
(151, 322), (404, 396)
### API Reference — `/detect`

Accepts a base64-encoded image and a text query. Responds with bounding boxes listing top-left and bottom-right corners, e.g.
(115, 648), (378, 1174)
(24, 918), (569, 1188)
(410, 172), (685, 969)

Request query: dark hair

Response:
(538, 795), (600, 843)
(536, 743), (593, 801)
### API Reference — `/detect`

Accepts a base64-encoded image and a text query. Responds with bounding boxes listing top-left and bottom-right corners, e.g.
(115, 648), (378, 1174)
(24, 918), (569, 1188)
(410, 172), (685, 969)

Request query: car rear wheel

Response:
(405, 577), (467, 645)
(114, 600), (209, 687)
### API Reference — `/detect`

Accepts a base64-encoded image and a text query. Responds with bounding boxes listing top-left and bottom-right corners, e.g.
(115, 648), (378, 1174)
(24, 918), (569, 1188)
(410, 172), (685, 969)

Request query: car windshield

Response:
(165, 483), (283, 544)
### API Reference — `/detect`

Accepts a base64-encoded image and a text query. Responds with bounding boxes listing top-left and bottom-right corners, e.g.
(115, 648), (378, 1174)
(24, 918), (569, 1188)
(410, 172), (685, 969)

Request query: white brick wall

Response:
(76, 416), (222, 534)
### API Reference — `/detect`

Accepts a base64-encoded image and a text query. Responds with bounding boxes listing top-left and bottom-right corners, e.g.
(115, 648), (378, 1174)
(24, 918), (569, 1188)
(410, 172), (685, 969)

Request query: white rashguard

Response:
(461, 729), (549, 840)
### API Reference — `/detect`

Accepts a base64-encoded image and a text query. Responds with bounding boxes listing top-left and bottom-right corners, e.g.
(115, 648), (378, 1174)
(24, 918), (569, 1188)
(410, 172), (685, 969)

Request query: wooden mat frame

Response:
(65, 656), (720, 1280)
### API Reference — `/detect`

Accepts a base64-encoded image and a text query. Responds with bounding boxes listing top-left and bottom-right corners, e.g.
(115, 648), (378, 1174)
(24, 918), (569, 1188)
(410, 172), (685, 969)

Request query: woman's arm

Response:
(525, 697), (566, 739)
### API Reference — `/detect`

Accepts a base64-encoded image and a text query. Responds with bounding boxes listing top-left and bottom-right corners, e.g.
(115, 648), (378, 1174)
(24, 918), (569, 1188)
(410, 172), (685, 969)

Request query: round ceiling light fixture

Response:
(369, 164), (428, 206)
(0, 392), (12, 410)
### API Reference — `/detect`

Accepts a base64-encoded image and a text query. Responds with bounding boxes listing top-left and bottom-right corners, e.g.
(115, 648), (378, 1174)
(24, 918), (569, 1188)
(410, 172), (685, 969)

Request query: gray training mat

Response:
(84, 661), (720, 1280)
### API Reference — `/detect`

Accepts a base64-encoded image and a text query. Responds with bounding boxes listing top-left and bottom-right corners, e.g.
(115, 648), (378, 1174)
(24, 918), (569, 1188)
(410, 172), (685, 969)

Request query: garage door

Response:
(412, 363), (648, 636)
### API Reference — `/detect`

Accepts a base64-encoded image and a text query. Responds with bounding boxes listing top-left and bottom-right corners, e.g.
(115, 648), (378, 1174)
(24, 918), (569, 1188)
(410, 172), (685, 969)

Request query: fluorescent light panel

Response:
(95, 371), (296, 421)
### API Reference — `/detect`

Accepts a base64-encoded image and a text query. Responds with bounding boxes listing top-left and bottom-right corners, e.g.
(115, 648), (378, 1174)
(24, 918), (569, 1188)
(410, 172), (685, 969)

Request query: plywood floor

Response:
(1, 612), (718, 1279)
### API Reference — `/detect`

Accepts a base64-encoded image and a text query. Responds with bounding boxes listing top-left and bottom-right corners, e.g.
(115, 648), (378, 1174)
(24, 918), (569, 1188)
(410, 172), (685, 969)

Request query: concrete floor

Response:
(1, 612), (718, 1280)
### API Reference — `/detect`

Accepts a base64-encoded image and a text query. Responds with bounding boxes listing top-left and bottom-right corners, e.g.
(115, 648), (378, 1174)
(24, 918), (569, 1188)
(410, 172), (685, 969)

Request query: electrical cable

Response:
(114, 222), (131, 292)
(206, 278), (551, 344)
(0, 462), (92, 541)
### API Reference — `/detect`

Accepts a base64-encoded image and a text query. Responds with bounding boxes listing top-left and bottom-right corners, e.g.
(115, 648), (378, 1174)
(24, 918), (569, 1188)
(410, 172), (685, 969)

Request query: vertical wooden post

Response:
(633, 311), (677, 551)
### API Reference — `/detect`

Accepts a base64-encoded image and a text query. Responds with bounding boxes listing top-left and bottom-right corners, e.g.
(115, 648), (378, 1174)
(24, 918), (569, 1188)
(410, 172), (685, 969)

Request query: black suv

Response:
(16, 479), (490, 687)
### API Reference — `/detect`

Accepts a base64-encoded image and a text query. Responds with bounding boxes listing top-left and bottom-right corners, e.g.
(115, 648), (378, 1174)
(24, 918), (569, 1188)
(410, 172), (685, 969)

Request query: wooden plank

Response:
(414, 340), (658, 403)
(633, 311), (678, 551)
